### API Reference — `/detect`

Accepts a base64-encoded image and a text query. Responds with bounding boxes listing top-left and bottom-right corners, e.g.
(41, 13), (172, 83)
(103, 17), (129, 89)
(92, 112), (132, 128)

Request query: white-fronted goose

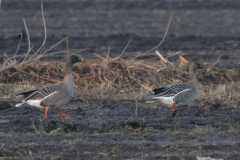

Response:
(15, 55), (84, 119)
(146, 62), (201, 118)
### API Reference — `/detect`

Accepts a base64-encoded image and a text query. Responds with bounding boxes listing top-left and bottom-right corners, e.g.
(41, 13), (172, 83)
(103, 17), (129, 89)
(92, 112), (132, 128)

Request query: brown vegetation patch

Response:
(0, 57), (239, 93)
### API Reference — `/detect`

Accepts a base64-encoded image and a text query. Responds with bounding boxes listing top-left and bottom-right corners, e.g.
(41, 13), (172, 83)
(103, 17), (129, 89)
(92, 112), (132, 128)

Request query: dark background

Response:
(1, 0), (240, 68)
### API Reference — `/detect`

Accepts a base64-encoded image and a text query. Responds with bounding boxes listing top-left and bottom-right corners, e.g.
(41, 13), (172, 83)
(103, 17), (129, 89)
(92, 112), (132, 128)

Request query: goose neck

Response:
(63, 63), (73, 83)
(189, 67), (198, 88)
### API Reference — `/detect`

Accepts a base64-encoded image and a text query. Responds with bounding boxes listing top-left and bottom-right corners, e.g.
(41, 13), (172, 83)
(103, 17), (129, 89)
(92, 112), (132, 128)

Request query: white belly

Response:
(155, 97), (174, 108)
(27, 100), (45, 108)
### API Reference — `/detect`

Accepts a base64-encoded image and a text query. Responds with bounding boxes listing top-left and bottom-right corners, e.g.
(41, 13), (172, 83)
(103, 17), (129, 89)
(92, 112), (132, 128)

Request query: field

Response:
(1, 0), (240, 160)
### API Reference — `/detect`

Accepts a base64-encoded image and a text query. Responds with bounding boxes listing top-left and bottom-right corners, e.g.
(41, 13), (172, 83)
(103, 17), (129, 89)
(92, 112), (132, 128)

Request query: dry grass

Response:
(1, 54), (240, 91)
(189, 82), (240, 111)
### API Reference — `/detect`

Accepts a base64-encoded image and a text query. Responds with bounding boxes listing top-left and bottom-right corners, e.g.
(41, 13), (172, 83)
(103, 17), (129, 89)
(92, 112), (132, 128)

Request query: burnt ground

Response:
(1, 1), (240, 68)
(1, 0), (240, 159)
(1, 95), (240, 160)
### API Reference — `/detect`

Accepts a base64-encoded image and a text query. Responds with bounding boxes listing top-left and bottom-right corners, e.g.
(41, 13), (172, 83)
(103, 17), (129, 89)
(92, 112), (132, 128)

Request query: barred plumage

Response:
(146, 61), (201, 118)
(153, 83), (193, 97)
(22, 82), (63, 102)
(146, 83), (198, 107)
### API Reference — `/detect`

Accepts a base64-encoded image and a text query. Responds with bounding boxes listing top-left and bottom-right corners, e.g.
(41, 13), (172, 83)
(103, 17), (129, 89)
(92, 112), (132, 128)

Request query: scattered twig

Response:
(36, 0), (47, 54)
(112, 36), (133, 61)
(133, 12), (173, 60)
(155, 50), (169, 63)
(209, 55), (222, 69)
(14, 32), (23, 59)
(21, 19), (31, 64)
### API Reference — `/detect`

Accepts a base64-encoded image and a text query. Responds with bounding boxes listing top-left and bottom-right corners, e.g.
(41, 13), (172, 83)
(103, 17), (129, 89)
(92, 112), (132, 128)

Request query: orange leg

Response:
(172, 102), (178, 119)
(57, 109), (70, 119)
(44, 107), (49, 118)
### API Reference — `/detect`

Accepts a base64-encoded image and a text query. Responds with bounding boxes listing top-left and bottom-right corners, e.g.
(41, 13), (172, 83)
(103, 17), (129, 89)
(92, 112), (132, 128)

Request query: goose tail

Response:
(145, 98), (157, 104)
(15, 102), (25, 107)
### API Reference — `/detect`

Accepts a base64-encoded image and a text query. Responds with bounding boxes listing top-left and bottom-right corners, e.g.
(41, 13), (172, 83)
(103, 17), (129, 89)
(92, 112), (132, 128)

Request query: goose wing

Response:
(172, 85), (198, 105)
(172, 88), (192, 104)
(153, 83), (194, 97)
(22, 82), (63, 101)
(16, 89), (38, 97)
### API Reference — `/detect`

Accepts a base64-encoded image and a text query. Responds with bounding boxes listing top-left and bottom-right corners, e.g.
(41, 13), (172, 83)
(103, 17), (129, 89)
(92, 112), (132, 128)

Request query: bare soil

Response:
(1, 96), (240, 159)
(1, 0), (240, 159)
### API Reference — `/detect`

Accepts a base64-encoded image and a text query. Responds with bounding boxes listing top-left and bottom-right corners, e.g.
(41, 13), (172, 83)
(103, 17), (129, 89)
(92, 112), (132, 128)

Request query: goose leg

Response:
(172, 102), (178, 119)
(44, 107), (49, 118)
(57, 109), (70, 119)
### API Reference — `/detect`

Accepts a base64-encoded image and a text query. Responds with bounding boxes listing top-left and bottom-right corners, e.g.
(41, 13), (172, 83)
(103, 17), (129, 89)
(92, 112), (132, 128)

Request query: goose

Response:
(15, 55), (84, 119)
(146, 61), (201, 118)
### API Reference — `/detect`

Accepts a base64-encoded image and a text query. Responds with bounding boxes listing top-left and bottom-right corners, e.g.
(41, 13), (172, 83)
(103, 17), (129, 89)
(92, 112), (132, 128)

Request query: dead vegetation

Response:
(0, 53), (240, 94)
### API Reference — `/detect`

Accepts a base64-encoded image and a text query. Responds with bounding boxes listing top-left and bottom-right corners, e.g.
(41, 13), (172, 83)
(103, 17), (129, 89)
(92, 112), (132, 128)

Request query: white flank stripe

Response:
(40, 91), (58, 101)
(27, 100), (43, 108)
(17, 91), (57, 108)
